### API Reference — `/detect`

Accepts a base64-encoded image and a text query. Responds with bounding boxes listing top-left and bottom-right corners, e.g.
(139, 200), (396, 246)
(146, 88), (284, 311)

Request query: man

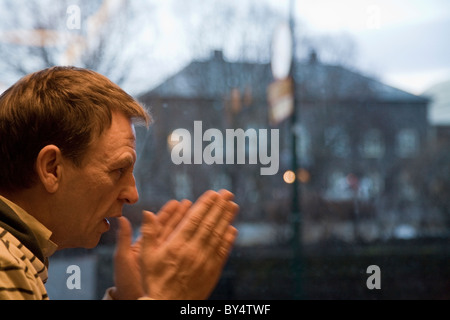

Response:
(0, 66), (238, 300)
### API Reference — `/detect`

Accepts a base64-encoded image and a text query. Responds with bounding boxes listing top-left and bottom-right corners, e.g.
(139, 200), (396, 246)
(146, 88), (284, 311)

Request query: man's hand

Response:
(113, 199), (192, 300)
(140, 190), (239, 300)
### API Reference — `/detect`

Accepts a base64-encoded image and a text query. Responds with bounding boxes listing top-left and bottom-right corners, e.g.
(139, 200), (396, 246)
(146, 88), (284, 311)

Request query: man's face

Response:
(55, 111), (139, 249)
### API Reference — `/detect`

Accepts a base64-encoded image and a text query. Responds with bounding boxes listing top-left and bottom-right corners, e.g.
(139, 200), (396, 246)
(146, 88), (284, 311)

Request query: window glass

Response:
(396, 128), (418, 158)
(1, 0), (449, 301)
(361, 129), (385, 159)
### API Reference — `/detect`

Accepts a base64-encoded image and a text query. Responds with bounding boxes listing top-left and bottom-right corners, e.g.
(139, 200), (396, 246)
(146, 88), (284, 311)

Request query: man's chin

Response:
(83, 237), (102, 249)
(82, 231), (105, 249)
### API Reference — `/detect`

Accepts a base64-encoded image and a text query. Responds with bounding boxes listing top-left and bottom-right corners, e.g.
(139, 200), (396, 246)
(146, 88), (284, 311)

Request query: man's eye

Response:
(112, 168), (125, 178)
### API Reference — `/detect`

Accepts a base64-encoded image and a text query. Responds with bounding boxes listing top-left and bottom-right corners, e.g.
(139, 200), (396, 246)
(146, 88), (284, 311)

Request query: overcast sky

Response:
(1, 0), (448, 99)
(133, 0), (450, 96)
(277, 0), (450, 95)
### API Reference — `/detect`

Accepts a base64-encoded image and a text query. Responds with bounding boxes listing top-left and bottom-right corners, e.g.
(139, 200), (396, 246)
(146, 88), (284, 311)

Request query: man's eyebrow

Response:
(114, 155), (136, 168)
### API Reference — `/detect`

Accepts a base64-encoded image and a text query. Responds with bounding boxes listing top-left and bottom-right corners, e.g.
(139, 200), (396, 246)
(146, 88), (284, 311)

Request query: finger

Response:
(159, 199), (192, 242)
(136, 200), (191, 248)
(115, 216), (133, 254)
(156, 200), (180, 225)
(218, 189), (235, 201)
(174, 190), (219, 241)
(216, 226), (238, 263)
(206, 200), (239, 249)
(223, 226), (238, 247)
(140, 210), (160, 251)
(193, 194), (230, 245)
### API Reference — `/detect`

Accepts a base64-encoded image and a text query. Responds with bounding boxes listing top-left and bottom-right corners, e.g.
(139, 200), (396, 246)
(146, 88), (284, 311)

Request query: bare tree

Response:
(171, 0), (285, 63)
(0, 0), (157, 90)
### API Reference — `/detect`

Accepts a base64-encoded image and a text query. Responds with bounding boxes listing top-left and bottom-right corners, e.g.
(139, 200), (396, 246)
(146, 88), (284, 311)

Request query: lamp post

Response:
(269, 0), (302, 299)
(288, 0), (303, 300)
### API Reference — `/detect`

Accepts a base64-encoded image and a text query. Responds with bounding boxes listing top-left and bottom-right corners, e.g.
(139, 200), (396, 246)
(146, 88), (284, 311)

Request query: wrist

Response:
(138, 296), (155, 300)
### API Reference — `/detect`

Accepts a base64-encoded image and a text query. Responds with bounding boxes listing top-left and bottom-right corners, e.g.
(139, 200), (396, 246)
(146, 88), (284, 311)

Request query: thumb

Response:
(141, 210), (160, 251)
(115, 216), (132, 254)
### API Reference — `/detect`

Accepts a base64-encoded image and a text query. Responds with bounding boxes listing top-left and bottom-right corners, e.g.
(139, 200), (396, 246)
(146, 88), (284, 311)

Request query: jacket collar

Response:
(0, 197), (46, 263)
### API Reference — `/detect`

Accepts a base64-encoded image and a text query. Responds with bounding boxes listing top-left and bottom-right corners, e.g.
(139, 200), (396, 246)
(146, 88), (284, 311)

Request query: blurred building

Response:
(134, 50), (432, 244)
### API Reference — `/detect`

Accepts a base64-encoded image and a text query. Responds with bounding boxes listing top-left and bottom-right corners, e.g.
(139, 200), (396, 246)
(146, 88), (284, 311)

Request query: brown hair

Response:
(0, 66), (150, 191)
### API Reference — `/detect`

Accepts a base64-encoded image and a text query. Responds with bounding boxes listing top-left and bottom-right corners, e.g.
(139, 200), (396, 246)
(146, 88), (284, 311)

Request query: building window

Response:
(396, 129), (418, 158)
(359, 172), (384, 200)
(397, 171), (417, 201)
(325, 171), (353, 201)
(324, 126), (350, 158)
(361, 129), (385, 158)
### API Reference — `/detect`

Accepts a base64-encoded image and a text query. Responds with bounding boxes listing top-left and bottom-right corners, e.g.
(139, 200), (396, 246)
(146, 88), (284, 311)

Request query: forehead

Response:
(104, 112), (136, 145)
(88, 112), (137, 162)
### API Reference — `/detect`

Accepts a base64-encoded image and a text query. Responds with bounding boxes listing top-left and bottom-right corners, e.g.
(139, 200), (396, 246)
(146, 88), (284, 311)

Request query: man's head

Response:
(0, 66), (151, 248)
(0, 66), (150, 191)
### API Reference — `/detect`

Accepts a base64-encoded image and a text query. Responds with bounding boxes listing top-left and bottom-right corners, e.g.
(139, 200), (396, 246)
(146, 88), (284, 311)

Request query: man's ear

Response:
(35, 145), (64, 194)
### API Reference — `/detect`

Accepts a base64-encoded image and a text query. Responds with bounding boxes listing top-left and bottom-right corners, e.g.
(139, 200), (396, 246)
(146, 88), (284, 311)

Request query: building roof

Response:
(141, 50), (428, 105)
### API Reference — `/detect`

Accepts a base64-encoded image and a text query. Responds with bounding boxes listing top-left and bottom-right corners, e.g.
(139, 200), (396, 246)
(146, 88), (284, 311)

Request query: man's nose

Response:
(120, 174), (139, 204)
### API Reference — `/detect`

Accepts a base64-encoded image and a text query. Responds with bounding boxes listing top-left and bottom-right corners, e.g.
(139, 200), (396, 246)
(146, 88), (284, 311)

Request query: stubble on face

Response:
(55, 111), (138, 249)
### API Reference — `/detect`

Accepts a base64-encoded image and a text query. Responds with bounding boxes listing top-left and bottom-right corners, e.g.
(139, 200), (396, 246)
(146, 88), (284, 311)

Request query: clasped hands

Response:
(112, 189), (239, 300)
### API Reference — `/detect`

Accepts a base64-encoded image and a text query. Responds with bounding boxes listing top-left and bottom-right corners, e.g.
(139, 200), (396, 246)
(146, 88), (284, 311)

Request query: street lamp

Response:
(288, 0), (303, 300)
(269, 0), (303, 299)
(283, 170), (296, 184)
